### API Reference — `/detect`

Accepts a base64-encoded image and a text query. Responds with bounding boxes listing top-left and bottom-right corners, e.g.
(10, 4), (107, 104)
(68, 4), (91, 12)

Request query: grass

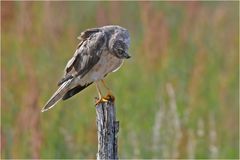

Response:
(1, 1), (239, 159)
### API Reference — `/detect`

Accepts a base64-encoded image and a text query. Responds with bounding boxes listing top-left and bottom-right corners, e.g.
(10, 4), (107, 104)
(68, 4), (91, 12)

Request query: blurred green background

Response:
(1, 1), (239, 159)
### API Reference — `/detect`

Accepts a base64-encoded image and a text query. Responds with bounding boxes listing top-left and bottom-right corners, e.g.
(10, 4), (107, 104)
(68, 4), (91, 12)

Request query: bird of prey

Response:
(41, 25), (131, 112)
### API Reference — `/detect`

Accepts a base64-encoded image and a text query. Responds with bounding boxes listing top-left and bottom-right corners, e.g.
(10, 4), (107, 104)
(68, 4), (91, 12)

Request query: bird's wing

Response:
(58, 28), (105, 86)
(62, 82), (93, 100)
(42, 28), (106, 112)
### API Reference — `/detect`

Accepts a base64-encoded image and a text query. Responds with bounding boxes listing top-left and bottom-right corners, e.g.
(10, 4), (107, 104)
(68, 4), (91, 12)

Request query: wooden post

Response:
(95, 99), (119, 160)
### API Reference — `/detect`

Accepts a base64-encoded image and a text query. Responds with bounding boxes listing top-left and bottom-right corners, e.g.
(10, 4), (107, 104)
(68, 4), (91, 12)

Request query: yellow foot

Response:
(103, 93), (115, 102)
(95, 97), (108, 105)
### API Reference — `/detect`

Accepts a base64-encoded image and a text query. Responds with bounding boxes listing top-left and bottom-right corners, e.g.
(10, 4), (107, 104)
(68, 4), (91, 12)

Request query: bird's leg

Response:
(95, 82), (108, 105)
(101, 79), (111, 93)
(101, 80), (115, 102)
(95, 82), (102, 98)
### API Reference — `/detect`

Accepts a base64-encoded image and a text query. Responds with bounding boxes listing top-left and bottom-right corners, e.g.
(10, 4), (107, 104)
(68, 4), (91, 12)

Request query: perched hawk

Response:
(42, 25), (131, 112)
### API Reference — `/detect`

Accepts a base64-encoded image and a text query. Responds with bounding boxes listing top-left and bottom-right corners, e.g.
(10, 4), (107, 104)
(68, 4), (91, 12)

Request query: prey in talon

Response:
(42, 25), (131, 112)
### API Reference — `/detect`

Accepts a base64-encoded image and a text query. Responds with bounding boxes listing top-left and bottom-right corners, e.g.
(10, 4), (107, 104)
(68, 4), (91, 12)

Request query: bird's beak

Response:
(124, 52), (131, 59)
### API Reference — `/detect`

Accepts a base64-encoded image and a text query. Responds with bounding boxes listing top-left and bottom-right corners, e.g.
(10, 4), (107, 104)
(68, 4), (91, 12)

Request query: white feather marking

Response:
(112, 60), (124, 72)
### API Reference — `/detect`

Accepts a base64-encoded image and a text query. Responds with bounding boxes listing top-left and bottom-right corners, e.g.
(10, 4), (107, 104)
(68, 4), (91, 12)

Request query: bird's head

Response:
(109, 27), (131, 59)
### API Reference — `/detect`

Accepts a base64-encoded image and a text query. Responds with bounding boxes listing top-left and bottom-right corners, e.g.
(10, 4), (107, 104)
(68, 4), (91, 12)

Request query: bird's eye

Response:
(118, 49), (125, 55)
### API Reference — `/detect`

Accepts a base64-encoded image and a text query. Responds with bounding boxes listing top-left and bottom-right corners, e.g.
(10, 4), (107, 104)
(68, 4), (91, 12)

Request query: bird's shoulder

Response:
(57, 28), (107, 86)
(76, 28), (99, 47)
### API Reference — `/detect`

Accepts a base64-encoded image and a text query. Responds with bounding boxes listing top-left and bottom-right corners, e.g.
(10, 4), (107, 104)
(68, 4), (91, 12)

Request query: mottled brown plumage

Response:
(42, 25), (130, 112)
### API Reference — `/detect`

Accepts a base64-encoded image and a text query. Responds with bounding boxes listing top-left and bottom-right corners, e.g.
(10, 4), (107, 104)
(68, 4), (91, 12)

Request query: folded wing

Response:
(42, 28), (107, 112)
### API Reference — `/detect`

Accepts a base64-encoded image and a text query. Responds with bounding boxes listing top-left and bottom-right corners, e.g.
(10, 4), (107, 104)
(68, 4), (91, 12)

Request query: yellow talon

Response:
(94, 80), (115, 105)
(103, 93), (115, 102)
(95, 97), (108, 105)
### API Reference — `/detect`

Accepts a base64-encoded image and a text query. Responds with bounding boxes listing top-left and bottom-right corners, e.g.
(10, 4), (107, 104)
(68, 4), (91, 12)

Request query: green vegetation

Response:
(1, 1), (239, 159)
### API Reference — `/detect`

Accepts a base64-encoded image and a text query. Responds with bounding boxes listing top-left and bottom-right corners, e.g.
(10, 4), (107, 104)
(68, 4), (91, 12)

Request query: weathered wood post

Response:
(95, 98), (119, 160)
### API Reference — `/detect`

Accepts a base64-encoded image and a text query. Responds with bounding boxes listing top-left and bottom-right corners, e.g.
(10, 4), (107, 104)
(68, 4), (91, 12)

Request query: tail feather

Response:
(41, 79), (72, 112)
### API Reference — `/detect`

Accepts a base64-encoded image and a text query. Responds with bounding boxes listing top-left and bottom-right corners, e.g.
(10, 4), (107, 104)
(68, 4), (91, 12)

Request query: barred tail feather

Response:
(41, 79), (72, 112)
